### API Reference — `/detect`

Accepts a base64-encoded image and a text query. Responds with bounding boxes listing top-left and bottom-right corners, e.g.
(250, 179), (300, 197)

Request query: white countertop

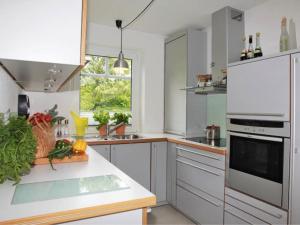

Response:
(0, 147), (155, 223)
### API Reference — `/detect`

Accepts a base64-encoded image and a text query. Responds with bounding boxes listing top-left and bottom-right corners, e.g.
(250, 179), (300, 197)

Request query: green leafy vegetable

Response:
(0, 116), (37, 184)
(48, 140), (73, 170)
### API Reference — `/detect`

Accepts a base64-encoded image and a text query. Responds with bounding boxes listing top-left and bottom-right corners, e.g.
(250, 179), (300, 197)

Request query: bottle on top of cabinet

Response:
(247, 35), (254, 59)
(254, 32), (263, 58)
(280, 17), (289, 52)
(240, 36), (247, 61)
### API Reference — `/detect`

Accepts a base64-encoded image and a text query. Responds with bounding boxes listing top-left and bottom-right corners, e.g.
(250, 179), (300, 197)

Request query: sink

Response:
(111, 134), (142, 140)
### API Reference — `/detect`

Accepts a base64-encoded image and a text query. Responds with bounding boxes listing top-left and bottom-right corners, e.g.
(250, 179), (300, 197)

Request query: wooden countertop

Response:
(87, 134), (226, 155)
(0, 147), (156, 225)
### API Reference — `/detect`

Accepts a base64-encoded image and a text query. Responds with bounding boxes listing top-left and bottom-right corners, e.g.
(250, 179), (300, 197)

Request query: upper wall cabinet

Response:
(164, 29), (207, 136)
(227, 55), (290, 121)
(0, 0), (87, 91)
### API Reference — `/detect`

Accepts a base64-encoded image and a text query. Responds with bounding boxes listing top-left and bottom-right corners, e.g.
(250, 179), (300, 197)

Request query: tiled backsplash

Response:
(207, 94), (226, 138)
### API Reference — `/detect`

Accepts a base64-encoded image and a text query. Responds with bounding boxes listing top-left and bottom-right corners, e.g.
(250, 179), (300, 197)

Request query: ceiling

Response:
(88, 0), (267, 35)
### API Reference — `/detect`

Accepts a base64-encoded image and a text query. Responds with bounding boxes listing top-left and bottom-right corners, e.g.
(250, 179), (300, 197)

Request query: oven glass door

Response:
(229, 132), (284, 184)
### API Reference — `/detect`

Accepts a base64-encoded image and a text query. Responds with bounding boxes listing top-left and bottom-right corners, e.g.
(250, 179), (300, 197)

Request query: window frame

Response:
(81, 45), (140, 133)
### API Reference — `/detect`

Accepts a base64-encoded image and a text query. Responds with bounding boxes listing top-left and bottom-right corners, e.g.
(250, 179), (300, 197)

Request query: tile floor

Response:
(148, 205), (195, 225)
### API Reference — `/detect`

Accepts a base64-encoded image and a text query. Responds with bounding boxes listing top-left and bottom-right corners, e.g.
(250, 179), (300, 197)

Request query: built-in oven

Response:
(226, 119), (290, 210)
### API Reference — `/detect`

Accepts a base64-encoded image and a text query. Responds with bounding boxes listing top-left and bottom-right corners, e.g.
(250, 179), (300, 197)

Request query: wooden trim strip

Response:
(80, 0), (87, 66)
(0, 62), (24, 90)
(87, 137), (226, 155)
(87, 138), (167, 146)
(57, 65), (83, 91)
(0, 196), (156, 225)
(142, 208), (148, 225)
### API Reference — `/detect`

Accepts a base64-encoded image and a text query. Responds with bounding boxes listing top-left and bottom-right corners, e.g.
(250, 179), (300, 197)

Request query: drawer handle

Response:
(226, 193), (283, 219)
(176, 159), (222, 176)
(224, 209), (255, 225)
(176, 146), (221, 160)
(178, 185), (222, 207)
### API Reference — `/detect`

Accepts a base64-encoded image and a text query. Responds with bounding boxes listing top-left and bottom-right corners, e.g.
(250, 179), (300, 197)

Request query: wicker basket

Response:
(32, 121), (56, 159)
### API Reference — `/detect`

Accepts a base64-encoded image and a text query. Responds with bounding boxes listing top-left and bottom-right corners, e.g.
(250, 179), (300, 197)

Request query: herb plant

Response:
(93, 110), (110, 130)
(0, 116), (37, 184)
(112, 112), (131, 125)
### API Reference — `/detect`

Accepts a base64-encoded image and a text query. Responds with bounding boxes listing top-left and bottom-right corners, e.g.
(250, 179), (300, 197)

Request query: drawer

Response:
(225, 204), (268, 225)
(177, 156), (224, 200)
(225, 188), (288, 225)
(176, 145), (225, 170)
(176, 185), (223, 225)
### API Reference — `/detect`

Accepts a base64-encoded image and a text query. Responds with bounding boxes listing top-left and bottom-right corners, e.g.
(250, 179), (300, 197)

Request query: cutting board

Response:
(34, 153), (88, 165)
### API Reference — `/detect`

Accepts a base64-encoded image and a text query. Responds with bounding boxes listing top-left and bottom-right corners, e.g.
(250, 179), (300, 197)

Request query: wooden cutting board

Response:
(34, 153), (88, 165)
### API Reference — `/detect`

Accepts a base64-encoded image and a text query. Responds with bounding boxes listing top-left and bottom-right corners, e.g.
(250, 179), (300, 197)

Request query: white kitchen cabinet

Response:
(227, 55), (290, 121)
(151, 142), (167, 205)
(166, 142), (177, 206)
(164, 30), (207, 136)
(0, 0), (85, 65)
(93, 145), (111, 161)
(0, 0), (87, 91)
(291, 53), (300, 225)
(111, 143), (151, 191)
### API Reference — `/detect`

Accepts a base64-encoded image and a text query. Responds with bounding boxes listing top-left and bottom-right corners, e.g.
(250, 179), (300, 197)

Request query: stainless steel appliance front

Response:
(226, 119), (290, 210)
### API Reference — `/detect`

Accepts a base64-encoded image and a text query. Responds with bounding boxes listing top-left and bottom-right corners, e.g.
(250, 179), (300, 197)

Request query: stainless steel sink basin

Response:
(111, 134), (142, 140)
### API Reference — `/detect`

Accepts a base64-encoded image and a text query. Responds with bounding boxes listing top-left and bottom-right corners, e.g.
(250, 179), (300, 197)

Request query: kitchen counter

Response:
(0, 147), (156, 225)
(87, 133), (226, 155)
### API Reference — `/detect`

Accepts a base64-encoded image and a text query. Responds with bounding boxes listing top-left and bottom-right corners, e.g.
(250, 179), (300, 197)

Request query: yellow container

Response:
(70, 111), (88, 137)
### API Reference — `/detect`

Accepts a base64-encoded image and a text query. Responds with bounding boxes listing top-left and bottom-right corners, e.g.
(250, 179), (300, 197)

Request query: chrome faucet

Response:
(106, 122), (125, 137)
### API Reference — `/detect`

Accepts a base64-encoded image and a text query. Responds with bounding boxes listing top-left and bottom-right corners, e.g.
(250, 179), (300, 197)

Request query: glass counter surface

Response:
(12, 175), (129, 205)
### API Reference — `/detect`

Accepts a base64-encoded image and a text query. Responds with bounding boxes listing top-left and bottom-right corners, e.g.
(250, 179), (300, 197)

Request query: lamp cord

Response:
(122, 0), (155, 30)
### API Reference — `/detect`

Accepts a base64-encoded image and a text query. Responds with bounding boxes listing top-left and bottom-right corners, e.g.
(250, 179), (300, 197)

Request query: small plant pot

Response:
(98, 125), (107, 136)
(116, 125), (126, 135)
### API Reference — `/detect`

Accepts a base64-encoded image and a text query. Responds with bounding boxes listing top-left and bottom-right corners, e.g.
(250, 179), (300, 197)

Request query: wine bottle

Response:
(280, 17), (289, 52)
(254, 32), (263, 58)
(247, 35), (254, 59)
(240, 36), (247, 61)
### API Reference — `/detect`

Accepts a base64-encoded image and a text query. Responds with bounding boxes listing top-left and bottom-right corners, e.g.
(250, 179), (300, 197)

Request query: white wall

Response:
(24, 91), (80, 132)
(245, 0), (300, 55)
(86, 23), (165, 133)
(0, 67), (21, 113)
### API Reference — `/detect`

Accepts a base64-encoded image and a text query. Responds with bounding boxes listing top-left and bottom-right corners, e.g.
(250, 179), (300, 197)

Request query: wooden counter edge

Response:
(0, 196), (156, 225)
(87, 137), (226, 155)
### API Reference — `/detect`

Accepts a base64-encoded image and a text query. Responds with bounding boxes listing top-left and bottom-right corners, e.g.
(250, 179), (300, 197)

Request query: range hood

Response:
(0, 59), (79, 92)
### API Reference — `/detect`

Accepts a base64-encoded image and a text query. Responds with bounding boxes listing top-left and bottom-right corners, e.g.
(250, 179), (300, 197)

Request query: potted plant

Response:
(112, 112), (132, 135)
(93, 110), (110, 136)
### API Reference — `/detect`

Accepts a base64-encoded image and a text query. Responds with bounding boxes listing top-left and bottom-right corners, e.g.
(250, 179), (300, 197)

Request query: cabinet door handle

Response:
(226, 193), (283, 219)
(224, 209), (254, 225)
(176, 146), (221, 160)
(176, 158), (221, 176)
(178, 185), (222, 207)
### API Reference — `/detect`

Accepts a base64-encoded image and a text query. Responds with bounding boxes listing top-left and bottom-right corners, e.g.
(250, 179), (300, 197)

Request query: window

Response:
(80, 55), (132, 125)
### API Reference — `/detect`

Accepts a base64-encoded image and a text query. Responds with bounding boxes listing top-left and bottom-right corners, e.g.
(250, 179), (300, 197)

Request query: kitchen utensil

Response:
(204, 125), (220, 140)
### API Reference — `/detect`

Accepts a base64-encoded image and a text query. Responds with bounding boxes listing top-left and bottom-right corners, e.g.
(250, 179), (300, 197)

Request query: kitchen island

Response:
(0, 147), (156, 225)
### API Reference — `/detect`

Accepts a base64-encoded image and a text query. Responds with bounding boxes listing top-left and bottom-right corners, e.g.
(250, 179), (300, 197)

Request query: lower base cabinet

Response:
(225, 188), (288, 225)
(176, 186), (224, 225)
(93, 145), (111, 161)
(151, 142), (167, 205)
(111, 143), (151, 191)
(224, 204), (268, 225)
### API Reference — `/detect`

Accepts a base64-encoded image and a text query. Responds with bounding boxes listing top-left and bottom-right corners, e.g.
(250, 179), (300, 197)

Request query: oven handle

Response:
(228, 131), (283, 142)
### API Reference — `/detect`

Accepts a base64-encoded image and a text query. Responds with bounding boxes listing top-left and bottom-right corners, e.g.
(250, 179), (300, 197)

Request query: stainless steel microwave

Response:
(226, 119), (290, 210)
